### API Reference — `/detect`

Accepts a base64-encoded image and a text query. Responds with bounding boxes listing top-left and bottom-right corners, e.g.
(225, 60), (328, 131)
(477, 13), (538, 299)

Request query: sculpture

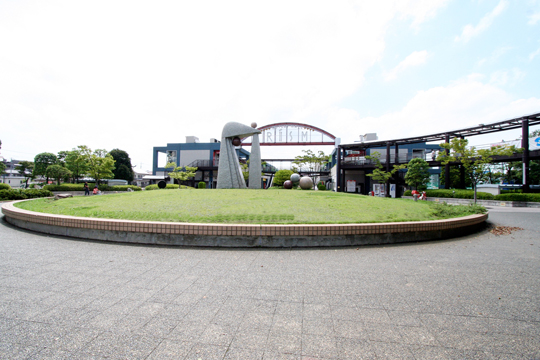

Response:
(217, 122), (261, 189)
(248, 122), (262, 189)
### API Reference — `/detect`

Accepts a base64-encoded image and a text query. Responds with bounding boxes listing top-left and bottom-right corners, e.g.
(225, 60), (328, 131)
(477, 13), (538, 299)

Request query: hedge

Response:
(144, 184), (193, 190)
(0, 183), (11, 190)
(494, 193), (540, 202)
(403, 189), (495, 200)
(0, 189), (53, 201)
(43, 184), (141, 192)
(198, 182), (206, 189)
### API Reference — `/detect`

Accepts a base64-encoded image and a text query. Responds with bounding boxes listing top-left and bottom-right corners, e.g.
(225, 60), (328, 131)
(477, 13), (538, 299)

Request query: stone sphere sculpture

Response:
(232, 137), (242, 146)
(283, 180), (293, 189)
(299, 176), (313, 190)
(290, 173), (300, 185)
(251, 122), (257, 128)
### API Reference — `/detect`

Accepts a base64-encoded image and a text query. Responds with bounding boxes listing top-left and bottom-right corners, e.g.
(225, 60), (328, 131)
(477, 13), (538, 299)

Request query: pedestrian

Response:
(84, 182), (90, 196)
(92, 186), (99, 195)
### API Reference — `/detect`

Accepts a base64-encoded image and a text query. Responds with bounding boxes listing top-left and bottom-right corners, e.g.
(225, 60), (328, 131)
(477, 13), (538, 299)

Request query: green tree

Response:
(64, 147), (90, 183)
(15, 161), (34, 187)
(292, 150), (328, 189)
(80, 146), (116, 184)
(45, 164), (73, 185)
(438, 138), (516, 203)
(366, 152), (407, 197)
(33, 152), (58, 184)
(110, 149), (134, 183)
(165, 162), (197, 188)
(404, 158), (430, 190)
(273, 169), (294, 187)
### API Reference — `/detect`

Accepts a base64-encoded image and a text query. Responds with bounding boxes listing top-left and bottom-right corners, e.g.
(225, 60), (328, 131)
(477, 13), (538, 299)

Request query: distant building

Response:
(0, 159), (31, 188)
(152, 136), (251, 188)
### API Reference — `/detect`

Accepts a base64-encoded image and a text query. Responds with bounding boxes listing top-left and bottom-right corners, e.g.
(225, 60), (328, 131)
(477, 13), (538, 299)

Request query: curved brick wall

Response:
(2, 200), (488, 247)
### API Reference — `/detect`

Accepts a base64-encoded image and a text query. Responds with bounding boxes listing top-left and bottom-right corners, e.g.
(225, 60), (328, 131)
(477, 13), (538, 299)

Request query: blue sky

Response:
(1, 0), (539, 171)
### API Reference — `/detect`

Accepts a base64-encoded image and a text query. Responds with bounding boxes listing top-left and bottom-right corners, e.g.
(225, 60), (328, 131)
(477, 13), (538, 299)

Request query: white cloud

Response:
(528, 11), (540, 25)
(331, 75), (540, 146)
(395, 0), (451, 29)
(455, 0), (508, 43)
(384, 50), (428, 81)
(490, 68), (526, 86)
(529, 48), (540, 60)
(0, 0), (450, 168)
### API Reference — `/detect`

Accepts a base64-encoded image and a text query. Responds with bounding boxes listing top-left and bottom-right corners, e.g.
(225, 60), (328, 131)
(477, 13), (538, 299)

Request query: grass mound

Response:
(14, 190), (485, 224)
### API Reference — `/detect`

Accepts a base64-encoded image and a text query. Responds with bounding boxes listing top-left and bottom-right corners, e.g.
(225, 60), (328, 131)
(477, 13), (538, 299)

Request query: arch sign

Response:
(242, 122), (337, 146)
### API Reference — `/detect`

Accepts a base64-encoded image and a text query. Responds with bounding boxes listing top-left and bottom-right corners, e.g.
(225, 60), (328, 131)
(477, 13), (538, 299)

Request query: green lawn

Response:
(14, 189), (485, 224)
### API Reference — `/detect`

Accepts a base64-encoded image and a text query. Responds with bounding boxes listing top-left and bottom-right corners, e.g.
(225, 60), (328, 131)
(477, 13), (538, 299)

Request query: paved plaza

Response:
(0, 207), (539, 359)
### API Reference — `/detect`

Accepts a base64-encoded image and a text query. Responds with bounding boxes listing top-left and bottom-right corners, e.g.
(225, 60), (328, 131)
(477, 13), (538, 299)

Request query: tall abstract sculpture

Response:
(248, 122), (262, 189)
(217, 122), (261, 189)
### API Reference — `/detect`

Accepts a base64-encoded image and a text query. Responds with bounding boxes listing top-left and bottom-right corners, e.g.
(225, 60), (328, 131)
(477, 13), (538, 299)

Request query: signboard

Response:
(242, 122), (337, 146)
(346, 180), (356, 193)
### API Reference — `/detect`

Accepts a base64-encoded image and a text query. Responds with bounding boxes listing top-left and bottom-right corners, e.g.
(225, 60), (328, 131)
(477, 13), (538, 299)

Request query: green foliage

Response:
(292, 150), (328, 186)
(165, 163), (198, 187)
(33, 152), (58, 181)
(45, 164), (72, 185)
(0, 161), (5, 176)
(0, 183), (11, 190)
(405, 158), (430, 190)
(198, 181), (206, 189)
(428, 202), (486, 219)
(110, 149), (134, 182)
(0, 189), (53, 200)
(495, 193), (540, 202)
(438, 138), (517, 202)
(43, 183), (141, 192)
(79, 146), (116, 183)
(403, 189), (495, 200)
(317, 182), (326, 190)
(15, 161), (34, 187)
(145, 184), (194, 190)
(366, 152), (407, 195)
(64, 147), (90, 182)
(273, 170), (294, 186)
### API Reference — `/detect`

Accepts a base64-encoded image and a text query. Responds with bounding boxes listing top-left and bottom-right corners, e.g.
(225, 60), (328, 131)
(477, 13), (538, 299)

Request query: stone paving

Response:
(0, 208), (539, 359)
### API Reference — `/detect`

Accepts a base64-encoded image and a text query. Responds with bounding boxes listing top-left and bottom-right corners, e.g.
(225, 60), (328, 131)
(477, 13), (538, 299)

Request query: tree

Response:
(165, 162), (197, 188)
(15, 161), (34, 187)
(110, 149), (134, 183)
(273, 170), (294, 187)
(64, 147), (90, 183)
(366, 152), (407, 197)
(46, 164), (73, 185)
(80, 146), (115, 184)
(33, 152), (58, 184)
(404, 158), (430, 190)
(437, 138), (516, 203)
(292, 150), (328, 189)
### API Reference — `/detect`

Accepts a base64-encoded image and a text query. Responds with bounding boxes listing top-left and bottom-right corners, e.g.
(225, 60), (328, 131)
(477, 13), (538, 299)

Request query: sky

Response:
(1, 0), (539, 172)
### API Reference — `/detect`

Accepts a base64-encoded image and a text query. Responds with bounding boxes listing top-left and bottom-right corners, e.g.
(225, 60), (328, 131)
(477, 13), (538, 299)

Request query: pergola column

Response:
(336, 147), (342, 192)
(386, 142), (391, 197)
(444, 134), (451, 189)
(394, 143), (401, 198)
(522, 119), (530, 193)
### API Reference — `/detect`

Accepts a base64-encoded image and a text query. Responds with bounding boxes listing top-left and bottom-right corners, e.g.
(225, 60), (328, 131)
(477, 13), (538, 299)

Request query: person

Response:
(92, 186), (98, 195)
(84, 182), (89, 196)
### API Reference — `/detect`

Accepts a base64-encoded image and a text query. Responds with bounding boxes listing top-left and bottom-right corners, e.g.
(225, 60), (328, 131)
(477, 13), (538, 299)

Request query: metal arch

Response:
(241, 122), (337, 146)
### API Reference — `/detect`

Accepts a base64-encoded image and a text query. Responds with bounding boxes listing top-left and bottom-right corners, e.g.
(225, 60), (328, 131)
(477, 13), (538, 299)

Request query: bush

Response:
(145, 184), (193, 190)
(317, 182), (326, 190)
(273, 170), (294, 187)
(43, 183), (141, 192)
(198, 181), (206, 189)
(0, 183), (11, 190)
(404, 189), (494, 200)
(0, 189), (53, 201)
(495, 193), (540, 202)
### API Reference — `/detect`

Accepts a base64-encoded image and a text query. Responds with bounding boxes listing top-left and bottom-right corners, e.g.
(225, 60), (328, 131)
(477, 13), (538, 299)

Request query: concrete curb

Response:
(2, 200), (488, 248)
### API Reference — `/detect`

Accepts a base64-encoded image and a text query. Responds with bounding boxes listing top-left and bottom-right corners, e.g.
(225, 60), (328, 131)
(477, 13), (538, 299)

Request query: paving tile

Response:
(146, 339), (194, 359)
(301, 334), (340, 359)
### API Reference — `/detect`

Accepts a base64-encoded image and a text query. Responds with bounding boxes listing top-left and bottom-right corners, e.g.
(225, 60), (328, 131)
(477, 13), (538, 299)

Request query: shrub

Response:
(404, 189), (494, 200)
(145, 184), (193, 190)
(0, 183), (11, 190)
(429, 202), (487, 218)
(0, 189), (53, 201)
(317, 182), (326, 191)
(495, 193), (540, 202)
(43, 184), (140, 192)
(273, 170), (294, 187)
(198, 181), (206, 189)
